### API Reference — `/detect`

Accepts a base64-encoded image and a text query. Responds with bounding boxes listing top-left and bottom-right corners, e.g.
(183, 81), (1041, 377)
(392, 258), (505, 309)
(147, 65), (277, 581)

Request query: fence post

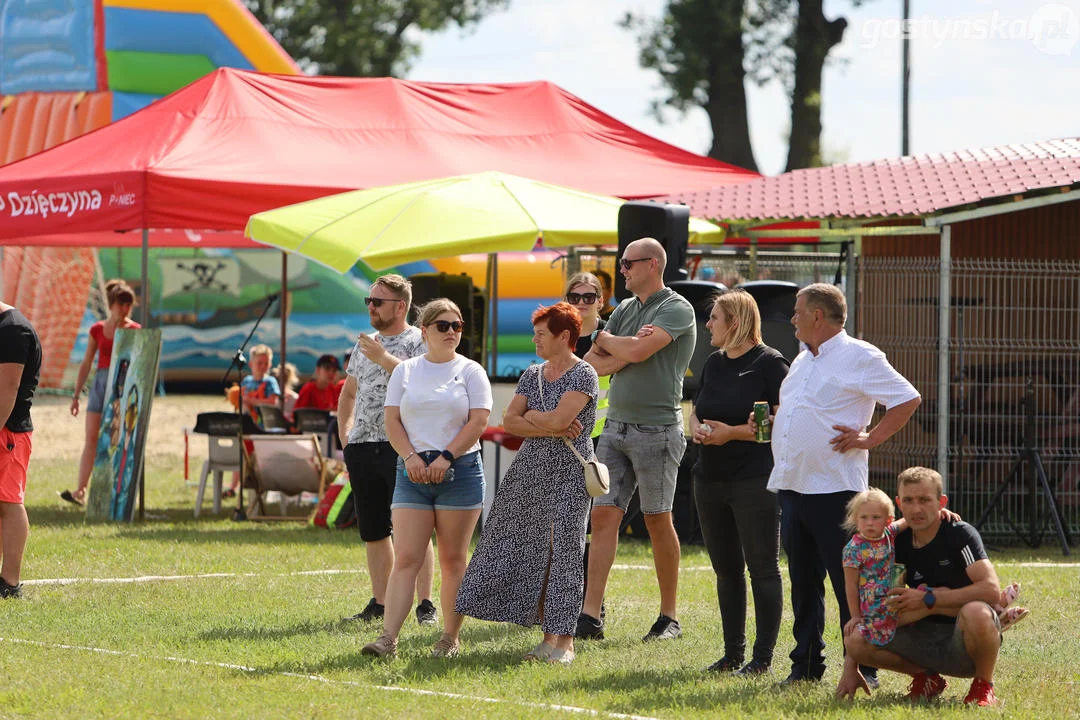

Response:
(937, 225), (952, 493)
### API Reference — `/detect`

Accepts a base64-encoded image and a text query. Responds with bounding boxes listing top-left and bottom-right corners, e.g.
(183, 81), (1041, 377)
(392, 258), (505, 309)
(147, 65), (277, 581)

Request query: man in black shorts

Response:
(837, 466), (1004, 706)
(337, 274), (435, 624)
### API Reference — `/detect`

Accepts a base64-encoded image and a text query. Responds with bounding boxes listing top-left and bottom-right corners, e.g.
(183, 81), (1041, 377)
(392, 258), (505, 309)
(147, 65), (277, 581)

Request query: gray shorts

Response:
(883, 603), (1001, 677)
(87, 369), (109, 413)
(593, 420), (685, 514)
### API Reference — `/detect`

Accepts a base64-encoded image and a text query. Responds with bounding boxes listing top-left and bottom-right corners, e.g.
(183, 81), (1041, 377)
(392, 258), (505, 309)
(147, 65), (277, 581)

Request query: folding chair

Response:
(242, 433), (332, 521)
(192, 412), (264, 517)
(257, 405), (293, 433)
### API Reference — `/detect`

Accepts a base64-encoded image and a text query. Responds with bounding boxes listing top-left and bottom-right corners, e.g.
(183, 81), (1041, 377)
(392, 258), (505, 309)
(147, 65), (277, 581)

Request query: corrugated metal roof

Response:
(1, 91), (112, 165)
(656, 138), (1080, 223)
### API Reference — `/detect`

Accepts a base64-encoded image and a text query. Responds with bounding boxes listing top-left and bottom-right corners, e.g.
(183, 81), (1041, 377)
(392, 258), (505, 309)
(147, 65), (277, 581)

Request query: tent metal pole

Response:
(937, 224), (952, 493)
(140, 228), (150, 326)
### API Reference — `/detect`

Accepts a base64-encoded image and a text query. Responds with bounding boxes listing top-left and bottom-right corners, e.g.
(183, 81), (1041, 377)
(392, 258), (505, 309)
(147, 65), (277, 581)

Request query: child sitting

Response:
(295, 354), (342, 412)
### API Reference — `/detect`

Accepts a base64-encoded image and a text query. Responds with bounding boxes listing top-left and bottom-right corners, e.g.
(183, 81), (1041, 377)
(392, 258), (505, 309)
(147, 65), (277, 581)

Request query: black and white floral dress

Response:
(456, 360), (598, 636)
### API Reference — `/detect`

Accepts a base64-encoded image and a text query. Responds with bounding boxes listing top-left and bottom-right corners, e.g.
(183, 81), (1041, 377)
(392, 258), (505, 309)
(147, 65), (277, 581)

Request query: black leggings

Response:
(693, 466), (782, 664)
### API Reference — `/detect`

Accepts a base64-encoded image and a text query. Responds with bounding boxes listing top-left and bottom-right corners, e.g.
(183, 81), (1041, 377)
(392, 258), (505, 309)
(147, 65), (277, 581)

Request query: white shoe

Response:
(523, 641), (555, 662)
(548, 648), (576, 665)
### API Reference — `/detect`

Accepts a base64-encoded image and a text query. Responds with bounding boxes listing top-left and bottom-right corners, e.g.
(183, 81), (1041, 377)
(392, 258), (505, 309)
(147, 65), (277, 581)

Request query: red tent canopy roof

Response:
(655, 138), (1080, 223)
(0, 68), (757, 245)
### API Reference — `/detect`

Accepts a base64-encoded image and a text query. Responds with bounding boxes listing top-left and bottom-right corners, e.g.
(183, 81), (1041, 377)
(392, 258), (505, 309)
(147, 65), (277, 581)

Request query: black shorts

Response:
(343, 441), (398, 542)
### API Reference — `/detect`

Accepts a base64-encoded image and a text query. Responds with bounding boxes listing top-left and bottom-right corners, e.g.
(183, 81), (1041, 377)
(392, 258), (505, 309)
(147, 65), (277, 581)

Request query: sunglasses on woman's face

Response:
(429, 320), (465, 333)
(566, 292), (599, 305)
(364, 296), (404, 308)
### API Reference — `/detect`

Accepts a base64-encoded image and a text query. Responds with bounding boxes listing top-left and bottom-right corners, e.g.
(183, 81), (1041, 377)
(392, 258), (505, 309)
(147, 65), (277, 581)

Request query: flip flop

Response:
(59, 490), (84, 507)
(1000, 606), (1030, 632)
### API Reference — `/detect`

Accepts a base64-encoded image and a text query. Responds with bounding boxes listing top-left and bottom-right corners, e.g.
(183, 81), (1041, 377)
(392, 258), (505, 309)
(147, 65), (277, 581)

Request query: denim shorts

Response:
(87, 368), (109, 413)
(593, 420), (686, 514)
(391, 450), (485, 511)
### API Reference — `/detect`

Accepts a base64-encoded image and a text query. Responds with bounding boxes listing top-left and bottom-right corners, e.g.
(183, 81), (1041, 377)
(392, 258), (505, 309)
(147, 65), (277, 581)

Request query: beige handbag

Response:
(537, 362), (610, 498)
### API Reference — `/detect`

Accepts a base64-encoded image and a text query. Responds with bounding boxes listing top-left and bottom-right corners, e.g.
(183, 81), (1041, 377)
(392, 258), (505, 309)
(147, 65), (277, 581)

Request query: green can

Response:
(753, 401), (771, 443)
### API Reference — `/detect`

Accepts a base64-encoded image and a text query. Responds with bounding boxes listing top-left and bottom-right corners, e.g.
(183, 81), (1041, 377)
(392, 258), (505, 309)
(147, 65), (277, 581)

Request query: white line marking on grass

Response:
(23, 561), (1077, 588)
(22, 569), (364, 587)
(0, 637), (660, 720)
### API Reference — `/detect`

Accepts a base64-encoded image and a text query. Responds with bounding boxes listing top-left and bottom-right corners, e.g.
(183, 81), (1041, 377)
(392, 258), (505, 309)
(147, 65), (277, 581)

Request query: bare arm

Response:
(842, 566), (863, 637)
(502, 394), (548, 438)
(425, 407), (491, 485)
(0, 362), (22, 427)
(384, 405), (430, 484)
(524, 390), (589, 434)
(831, 396), (922, 453)
(887, 559), (1000, 615)
(336, 376), (357, 446)
(583, 343), (627, 376)
(70, 335), (99, 417)
(592, 326), (673, 364)
(357, 334), (404, 374)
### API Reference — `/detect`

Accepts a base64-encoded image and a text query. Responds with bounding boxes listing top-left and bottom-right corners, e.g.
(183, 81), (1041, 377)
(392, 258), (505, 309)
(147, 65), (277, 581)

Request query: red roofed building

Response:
(658, 139), (1080, 544)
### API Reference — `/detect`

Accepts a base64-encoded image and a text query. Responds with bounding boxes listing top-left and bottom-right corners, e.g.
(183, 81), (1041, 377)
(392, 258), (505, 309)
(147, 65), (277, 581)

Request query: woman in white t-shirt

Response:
(362, 298), (492, 660)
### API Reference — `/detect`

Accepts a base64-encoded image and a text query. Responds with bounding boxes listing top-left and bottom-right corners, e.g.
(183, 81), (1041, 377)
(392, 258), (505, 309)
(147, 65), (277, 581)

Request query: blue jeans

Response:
(391, 450), (484, 511)
(593, 421), (685, 514)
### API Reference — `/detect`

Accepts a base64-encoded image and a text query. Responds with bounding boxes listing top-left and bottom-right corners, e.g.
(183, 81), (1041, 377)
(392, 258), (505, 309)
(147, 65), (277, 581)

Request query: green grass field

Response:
(1, 396), (1078, 718)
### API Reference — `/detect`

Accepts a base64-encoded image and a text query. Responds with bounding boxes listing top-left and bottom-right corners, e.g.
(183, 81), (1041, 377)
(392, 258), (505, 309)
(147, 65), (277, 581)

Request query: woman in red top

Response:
(61, 280), (140, 506)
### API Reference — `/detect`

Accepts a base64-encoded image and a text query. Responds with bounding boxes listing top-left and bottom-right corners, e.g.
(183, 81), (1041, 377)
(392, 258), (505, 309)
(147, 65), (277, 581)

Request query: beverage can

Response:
(753, 401), (771, 443)
(890, 562), (907, 589)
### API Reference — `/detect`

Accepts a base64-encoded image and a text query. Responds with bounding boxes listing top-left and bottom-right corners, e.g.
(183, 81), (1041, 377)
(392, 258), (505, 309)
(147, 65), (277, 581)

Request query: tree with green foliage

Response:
(246, 0), (509, 77)
(623, 0), (860, 172)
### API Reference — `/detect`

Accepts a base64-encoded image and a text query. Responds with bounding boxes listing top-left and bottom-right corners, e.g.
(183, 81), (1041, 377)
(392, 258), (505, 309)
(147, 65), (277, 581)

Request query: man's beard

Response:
(370, 313), (392, 331)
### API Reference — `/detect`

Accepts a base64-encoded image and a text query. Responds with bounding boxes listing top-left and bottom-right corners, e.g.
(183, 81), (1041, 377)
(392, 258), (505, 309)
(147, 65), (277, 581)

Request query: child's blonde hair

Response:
(842, 488), (895, 533)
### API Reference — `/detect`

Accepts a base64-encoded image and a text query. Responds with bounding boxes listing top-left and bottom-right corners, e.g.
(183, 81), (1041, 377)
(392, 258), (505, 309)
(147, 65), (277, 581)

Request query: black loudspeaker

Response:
(667, 280), (727, 399)
(737, 280), (800, 361)
(408, 272), (486, 364)
(616, 201), (690, 300)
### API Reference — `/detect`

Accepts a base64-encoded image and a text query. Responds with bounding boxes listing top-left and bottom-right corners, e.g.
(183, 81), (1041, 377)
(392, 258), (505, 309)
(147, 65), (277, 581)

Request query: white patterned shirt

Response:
(768, 331), (920, 494)
(345, 325), (425, 444)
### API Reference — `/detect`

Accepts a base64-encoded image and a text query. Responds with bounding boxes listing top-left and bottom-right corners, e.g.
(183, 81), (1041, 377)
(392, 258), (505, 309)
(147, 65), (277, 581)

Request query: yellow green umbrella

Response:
(245, 171), (725, 272)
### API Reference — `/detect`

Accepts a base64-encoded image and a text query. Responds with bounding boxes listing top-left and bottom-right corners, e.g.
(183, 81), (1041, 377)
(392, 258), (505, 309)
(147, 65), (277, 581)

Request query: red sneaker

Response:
(964, 677), (998, 706)
(905, 672), (948, 702)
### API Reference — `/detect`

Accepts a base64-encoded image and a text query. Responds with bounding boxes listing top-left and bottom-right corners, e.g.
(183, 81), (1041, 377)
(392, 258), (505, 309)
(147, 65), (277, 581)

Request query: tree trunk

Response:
(707, 6), (758, 172)
(785, 0), (846, 171)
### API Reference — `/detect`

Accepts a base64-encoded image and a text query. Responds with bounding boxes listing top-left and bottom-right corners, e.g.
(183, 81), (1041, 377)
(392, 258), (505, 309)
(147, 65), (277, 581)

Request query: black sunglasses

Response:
(565, 292), (599, 305)
(619, 257), (653, 271)
(364, 296), (404, 308)
(429, 320), (465, 333)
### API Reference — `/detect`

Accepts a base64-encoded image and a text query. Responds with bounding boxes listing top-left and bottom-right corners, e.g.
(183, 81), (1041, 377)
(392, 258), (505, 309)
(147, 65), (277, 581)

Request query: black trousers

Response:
(694, 468), (782, 664)
(777, 488), (859, 677)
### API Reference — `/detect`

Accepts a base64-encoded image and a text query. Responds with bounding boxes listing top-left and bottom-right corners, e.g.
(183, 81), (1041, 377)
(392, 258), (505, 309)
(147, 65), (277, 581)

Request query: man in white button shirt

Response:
(769, 283), (921, 686)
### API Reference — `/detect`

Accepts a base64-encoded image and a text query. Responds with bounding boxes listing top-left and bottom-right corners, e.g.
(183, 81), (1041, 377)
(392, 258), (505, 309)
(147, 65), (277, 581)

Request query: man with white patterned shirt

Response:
(768, 283), (921, 686)
(338, 274), (436, 624)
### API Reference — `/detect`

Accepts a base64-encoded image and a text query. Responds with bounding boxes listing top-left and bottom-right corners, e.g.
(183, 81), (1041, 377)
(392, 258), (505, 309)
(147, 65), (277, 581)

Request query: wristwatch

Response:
(922, 587), (936, 609)
(440, 449), (455, 462)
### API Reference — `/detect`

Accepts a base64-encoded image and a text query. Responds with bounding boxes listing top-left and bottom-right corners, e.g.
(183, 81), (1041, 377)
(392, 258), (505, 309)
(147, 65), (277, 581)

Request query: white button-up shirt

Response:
(768, 330), (920, 494)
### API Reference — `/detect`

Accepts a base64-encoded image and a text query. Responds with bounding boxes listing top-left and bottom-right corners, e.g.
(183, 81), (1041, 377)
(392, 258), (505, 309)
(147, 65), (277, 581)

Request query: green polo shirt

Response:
(604, 287), (696, 425)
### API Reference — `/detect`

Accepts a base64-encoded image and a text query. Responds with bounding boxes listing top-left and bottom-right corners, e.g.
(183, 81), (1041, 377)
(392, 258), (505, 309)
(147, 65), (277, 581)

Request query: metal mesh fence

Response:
(860, 256), (1080, 545)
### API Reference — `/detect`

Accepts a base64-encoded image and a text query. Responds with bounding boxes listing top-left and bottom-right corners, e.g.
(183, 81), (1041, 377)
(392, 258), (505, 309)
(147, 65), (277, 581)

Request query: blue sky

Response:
(409, 0), (1080, 177)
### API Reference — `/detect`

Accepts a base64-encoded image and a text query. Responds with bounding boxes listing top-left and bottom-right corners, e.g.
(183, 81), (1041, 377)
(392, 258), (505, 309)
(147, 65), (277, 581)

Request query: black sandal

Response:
(59, 490), (84, 507)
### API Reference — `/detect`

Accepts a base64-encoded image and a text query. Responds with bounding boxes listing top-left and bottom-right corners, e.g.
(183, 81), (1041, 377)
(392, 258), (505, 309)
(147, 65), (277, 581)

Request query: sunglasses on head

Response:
(364, 296), (404, 308)
(429, 320), (465, 333)
(565, 292), (599, 305)
(619, 257), (653, 271)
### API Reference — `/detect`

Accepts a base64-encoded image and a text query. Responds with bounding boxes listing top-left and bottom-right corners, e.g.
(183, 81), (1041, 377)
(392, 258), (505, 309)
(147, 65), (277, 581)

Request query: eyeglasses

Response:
(364, 296), (404, 308)
(619, 257), (653, 271)
(429, 320), (465, 333)
(565, 292), (599, 305)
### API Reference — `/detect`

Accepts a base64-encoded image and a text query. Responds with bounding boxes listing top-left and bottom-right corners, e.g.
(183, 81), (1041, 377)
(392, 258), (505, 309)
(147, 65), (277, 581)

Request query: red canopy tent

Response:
(0, 67), (757, 246)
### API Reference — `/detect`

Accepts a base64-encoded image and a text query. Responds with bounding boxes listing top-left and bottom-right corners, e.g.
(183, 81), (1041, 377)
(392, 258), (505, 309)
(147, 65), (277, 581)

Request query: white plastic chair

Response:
(195, 434), (242, 517)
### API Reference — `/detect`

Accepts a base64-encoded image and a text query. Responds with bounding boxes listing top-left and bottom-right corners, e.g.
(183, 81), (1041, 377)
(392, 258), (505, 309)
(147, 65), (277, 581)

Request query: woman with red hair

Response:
(456, 302), (599, 665)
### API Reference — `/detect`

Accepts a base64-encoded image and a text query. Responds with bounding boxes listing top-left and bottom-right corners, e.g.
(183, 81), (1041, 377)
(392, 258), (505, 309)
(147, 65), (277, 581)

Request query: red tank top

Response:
(90, 320), (142, 369)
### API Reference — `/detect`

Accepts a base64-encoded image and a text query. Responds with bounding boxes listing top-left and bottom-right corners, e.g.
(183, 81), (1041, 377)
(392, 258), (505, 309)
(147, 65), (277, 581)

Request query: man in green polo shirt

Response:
(578, 237), (696, 642)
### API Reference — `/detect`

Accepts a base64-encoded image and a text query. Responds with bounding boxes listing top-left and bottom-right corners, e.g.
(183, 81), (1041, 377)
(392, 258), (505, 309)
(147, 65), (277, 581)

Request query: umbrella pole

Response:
(490, 253), (499, 378)
(280, 252), (288, 413)
(138, 227), (149, 522)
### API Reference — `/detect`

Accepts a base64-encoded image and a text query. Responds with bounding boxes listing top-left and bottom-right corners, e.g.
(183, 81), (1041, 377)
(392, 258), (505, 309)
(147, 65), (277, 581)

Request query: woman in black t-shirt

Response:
(691, 289), (789, 676)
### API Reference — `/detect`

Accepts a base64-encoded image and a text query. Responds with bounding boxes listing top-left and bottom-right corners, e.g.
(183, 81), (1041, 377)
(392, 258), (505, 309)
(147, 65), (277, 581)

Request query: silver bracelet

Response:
(402, 451), (416, 463)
